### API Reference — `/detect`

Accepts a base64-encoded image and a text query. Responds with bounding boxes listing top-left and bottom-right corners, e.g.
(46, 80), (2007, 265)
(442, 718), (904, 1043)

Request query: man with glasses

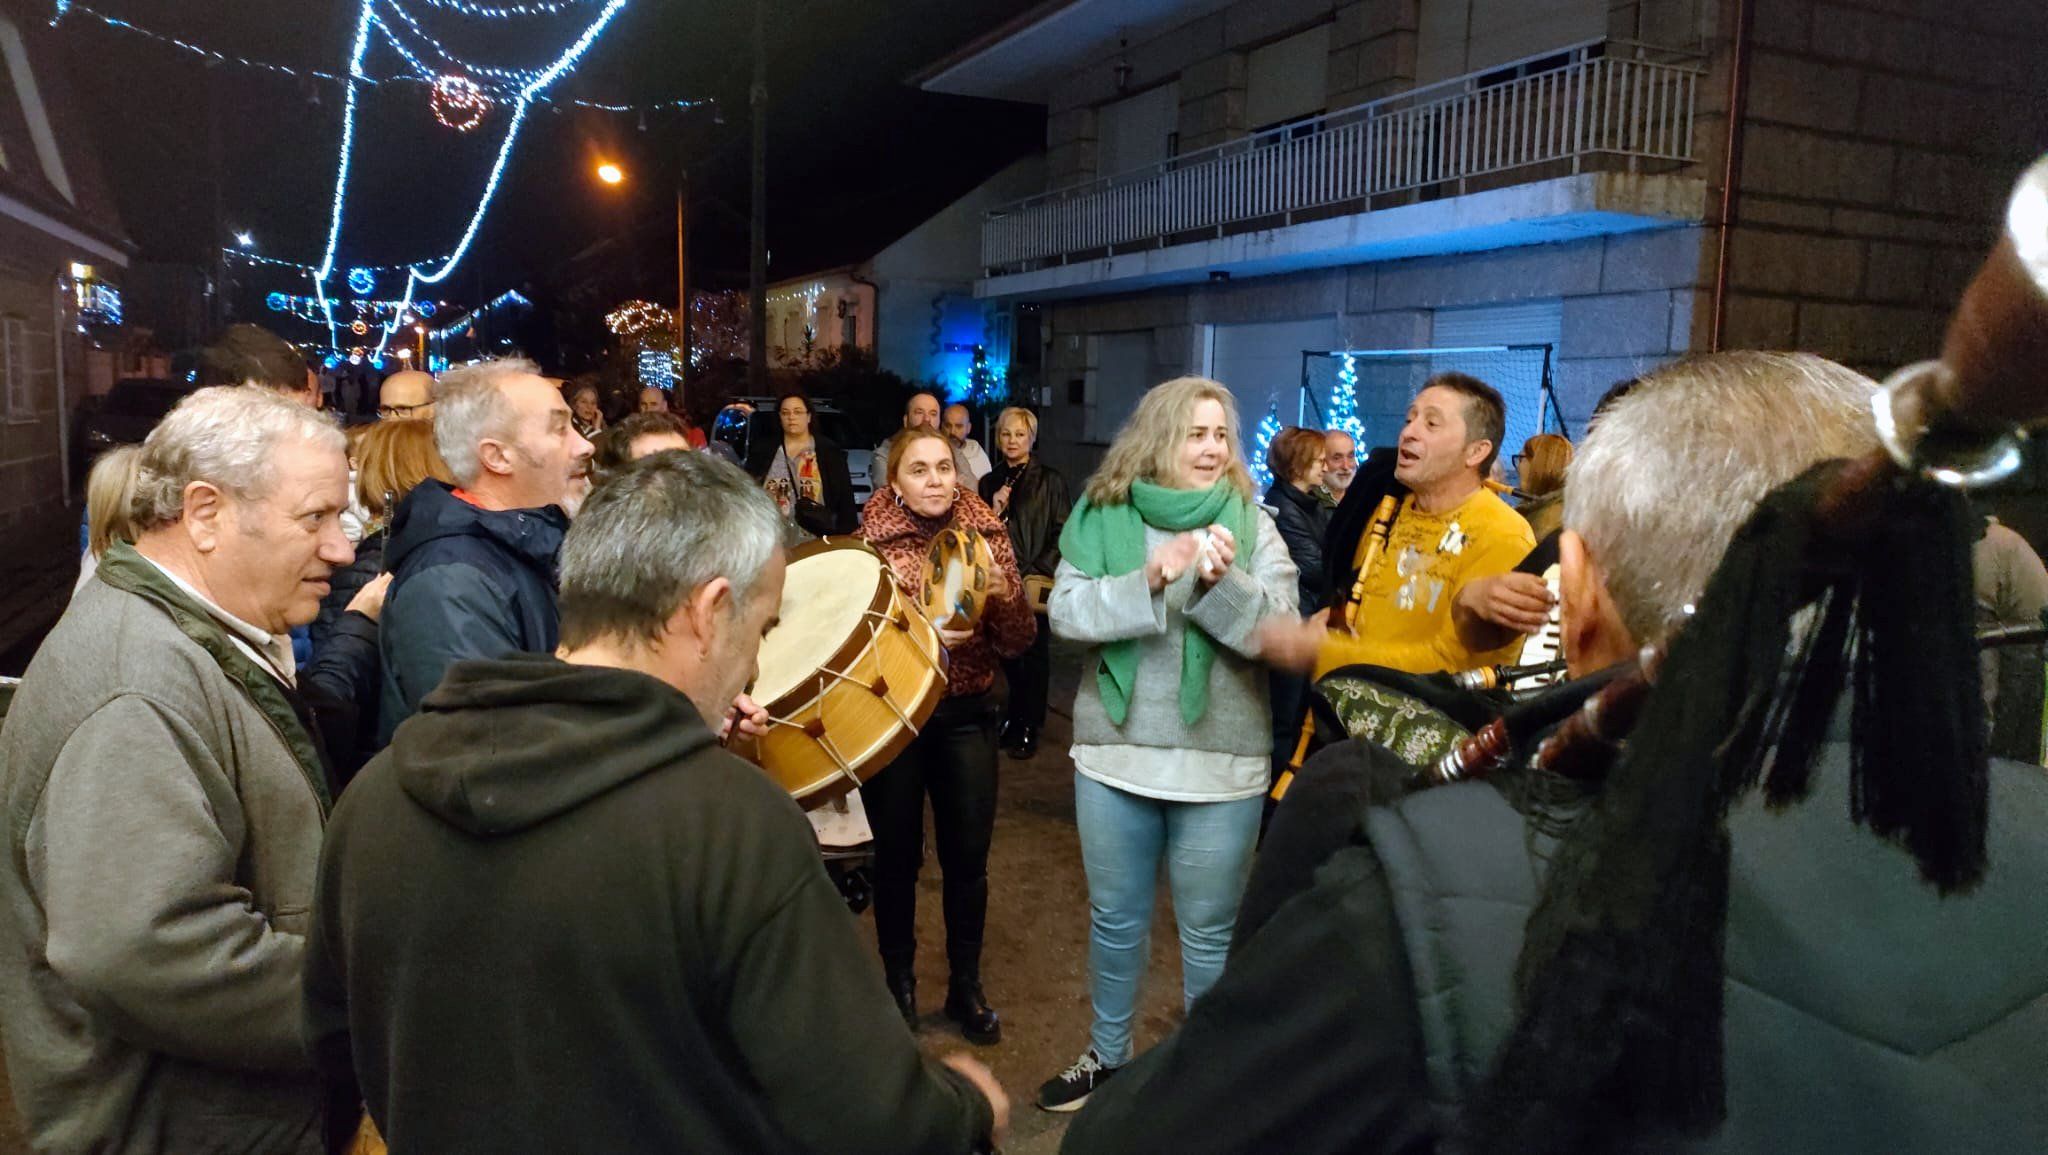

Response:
(378, 370), (436, 421)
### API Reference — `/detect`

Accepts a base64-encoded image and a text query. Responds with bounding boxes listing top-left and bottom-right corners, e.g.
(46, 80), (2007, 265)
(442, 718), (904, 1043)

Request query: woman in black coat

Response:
(1262, 427), (1336, 778)
(747, 391), (858, 537)
(978, 406), (1071, 759)
(1262, 427), (1335, 615)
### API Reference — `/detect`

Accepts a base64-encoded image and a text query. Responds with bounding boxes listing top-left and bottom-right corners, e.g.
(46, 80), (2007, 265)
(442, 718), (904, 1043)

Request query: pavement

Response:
(872, 640), (1192, 1154)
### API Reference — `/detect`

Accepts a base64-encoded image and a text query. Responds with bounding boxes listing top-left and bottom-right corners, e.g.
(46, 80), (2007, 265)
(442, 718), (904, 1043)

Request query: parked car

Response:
(729, 396), (877, 503)
(73, 378), (197, 482)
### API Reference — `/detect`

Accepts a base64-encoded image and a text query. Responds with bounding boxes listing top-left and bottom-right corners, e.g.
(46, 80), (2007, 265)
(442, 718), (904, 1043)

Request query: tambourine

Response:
(918, 527), (995, 630)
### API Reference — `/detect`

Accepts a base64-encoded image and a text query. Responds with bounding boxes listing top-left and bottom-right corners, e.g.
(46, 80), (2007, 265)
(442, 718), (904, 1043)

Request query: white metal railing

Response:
(983, 39), (1701, 273)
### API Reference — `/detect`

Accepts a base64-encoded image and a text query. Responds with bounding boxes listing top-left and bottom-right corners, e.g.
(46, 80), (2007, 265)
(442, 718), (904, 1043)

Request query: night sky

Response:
(59, 0), (1044, 313)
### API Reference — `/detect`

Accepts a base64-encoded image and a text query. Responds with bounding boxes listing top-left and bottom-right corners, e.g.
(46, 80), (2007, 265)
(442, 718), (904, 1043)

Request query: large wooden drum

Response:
(736, 537), (949, 809)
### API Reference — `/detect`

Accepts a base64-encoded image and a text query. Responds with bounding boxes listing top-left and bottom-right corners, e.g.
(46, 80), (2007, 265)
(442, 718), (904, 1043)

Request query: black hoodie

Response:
(305, 655), (994, 1154)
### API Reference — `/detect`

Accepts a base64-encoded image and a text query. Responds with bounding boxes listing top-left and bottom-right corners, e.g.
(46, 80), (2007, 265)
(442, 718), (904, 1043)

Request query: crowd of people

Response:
(0, 316), (2043, 1155)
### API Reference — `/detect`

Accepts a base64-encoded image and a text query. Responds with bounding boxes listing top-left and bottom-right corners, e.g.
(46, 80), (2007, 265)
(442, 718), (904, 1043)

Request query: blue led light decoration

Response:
(66, 5), (709, 115)
(1250, 403), (1283, 490)
(347, 268), (376, 295)
(1329, 354), (1368, 447)
(266, 291), (289, 312)
(311, 0), (632, 352)
(637, 349), (674, 392)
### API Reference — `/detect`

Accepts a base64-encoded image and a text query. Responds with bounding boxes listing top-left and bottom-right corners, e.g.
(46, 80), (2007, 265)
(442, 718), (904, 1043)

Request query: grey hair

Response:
(557, 449), (785, 649)
(1563, 351), (1879, 644)
(132, 386), (344, 530)
(433, 357), (542, 485)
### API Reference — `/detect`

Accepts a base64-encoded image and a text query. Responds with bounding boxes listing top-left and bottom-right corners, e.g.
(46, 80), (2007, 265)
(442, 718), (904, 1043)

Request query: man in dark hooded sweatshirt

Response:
(306, 450), (1008, 1152)
(376, 357), (594, 745)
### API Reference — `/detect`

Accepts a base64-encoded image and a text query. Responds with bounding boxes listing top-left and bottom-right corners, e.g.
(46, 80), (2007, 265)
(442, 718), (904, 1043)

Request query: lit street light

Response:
(234, 231), (254, 248)
(596, 162), (624, 185)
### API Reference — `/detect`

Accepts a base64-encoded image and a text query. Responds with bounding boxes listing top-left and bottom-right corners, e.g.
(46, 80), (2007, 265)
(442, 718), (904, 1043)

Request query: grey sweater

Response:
(0, 571), (326, 1154)
(1050, 509), (1299, 796)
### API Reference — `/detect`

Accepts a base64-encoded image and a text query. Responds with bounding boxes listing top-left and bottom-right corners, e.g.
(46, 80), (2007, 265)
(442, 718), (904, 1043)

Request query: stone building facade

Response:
(917, 0), (2048, 486)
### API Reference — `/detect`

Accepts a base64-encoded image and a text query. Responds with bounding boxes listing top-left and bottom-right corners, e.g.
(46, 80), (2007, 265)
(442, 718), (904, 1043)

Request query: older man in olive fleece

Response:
(0, 386), (355, 1154)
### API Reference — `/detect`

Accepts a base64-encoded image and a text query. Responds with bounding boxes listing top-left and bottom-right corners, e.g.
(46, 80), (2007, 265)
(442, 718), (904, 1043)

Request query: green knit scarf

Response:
(1060, 479), (1253, 725)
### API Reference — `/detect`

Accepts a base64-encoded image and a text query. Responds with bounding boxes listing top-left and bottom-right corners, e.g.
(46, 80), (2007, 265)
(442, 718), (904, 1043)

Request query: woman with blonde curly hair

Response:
(1037, 376), (1300, 1110)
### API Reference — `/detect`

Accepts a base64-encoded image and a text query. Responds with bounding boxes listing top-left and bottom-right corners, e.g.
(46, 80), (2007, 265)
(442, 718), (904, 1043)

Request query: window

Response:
(1096, 83), (1180, 176)
(4, 315), (33, 421)
(1245, 24), (1331, 130)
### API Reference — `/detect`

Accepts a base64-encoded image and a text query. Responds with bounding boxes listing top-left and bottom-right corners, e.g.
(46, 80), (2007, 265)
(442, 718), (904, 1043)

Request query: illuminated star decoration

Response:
(430, 73), (489, 131)
(311, 0), (632, 353)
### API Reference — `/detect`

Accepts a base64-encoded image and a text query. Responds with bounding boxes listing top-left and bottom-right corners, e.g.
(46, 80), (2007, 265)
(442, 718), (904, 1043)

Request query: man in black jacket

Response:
(376, 358), (593, 744)
(306, 451), (1008, 1153)
(1070, 352), (2048, 1154)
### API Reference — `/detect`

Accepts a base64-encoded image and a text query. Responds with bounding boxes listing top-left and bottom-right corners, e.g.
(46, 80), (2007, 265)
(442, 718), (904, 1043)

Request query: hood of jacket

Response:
(389, 654), (718, 835)
(385, 479), (569, 578)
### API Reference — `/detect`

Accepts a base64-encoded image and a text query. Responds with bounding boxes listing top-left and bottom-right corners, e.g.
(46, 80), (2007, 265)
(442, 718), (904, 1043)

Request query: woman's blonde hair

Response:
(357, 418), (454, 524)
(996, 406), (1039, 443)
(85, 445), (143, 559)
(1517, 432), (1574, 497)
(1083, 376), (1253, 504)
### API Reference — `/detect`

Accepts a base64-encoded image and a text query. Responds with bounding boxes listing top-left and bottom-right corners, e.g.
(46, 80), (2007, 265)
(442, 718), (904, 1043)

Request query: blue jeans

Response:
(1073, 772), (1263, 1067)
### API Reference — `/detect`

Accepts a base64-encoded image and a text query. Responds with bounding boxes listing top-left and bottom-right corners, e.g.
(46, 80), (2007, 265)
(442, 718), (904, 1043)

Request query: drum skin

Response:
(736, 537), (949, 809)
(918, 527), (994, 630)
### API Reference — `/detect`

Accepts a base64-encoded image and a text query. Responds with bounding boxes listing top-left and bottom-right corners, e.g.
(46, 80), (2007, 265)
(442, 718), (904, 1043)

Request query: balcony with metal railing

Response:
(980, 39), (1705, 290)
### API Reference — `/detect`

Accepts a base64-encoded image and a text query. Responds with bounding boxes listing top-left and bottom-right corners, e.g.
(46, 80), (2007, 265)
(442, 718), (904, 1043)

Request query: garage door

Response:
(1210, 317), (1341, 434)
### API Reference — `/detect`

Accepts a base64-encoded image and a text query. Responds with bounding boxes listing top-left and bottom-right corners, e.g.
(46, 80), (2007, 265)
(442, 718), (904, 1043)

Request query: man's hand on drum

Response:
(1144, 533), (1203, 591)
(720, 693), (771, 742)
(940, 1053), (1010, 1147)
(1257, 608), (1330, 673)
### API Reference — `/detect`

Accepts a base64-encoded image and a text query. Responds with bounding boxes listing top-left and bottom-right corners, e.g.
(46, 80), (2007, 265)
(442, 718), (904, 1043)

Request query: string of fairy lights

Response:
(61, 0), (714, 357)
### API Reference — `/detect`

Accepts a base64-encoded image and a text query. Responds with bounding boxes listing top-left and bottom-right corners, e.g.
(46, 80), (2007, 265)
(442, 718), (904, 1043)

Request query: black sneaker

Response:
(1037, 1049), (1118, 1112)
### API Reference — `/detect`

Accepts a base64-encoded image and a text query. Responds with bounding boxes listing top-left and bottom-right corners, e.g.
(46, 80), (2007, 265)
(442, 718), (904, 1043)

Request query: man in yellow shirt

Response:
(1264, 374), (1548, 679)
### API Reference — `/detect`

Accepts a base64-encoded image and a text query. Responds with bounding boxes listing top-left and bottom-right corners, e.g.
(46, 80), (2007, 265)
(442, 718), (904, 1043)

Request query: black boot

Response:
(885, 967), (917, 1031)
(1007, 726), (1038, 761)
(944, 973), (1002, 1046)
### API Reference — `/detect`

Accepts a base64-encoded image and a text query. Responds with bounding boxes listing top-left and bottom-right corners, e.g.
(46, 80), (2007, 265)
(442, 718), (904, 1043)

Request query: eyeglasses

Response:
(379, 403), (427, 418)
(1511, 453), (1529, 466)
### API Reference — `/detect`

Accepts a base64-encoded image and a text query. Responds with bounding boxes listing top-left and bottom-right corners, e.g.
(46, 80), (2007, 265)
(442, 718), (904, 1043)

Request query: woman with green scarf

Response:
(1035, 376), (1300, 1113)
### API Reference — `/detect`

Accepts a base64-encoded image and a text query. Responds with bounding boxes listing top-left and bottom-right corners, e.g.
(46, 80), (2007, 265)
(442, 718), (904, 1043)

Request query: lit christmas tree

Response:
(1329, 354), (1369, 446)
(1250, 403), (1283, 489)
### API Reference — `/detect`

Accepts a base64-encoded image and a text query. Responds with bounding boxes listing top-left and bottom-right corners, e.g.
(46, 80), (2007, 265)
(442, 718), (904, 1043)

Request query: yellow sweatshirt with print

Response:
(1315, 486), (1534, 678)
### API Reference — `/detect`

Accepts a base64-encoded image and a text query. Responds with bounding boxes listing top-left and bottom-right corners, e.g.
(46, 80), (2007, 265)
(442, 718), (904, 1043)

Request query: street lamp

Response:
(413, 322), (428, 367)
(234, 231), (254, 248)
(592, 158), (692, 410)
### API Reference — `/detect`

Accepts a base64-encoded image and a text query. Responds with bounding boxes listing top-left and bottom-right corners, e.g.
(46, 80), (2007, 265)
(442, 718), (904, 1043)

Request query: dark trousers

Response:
(1001, 620), (1052, 731)
(860, 692), (999, 978)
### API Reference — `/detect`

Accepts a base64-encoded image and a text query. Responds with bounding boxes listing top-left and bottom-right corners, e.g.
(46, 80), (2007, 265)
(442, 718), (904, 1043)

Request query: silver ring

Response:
(1874, 361), (2027, 488)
